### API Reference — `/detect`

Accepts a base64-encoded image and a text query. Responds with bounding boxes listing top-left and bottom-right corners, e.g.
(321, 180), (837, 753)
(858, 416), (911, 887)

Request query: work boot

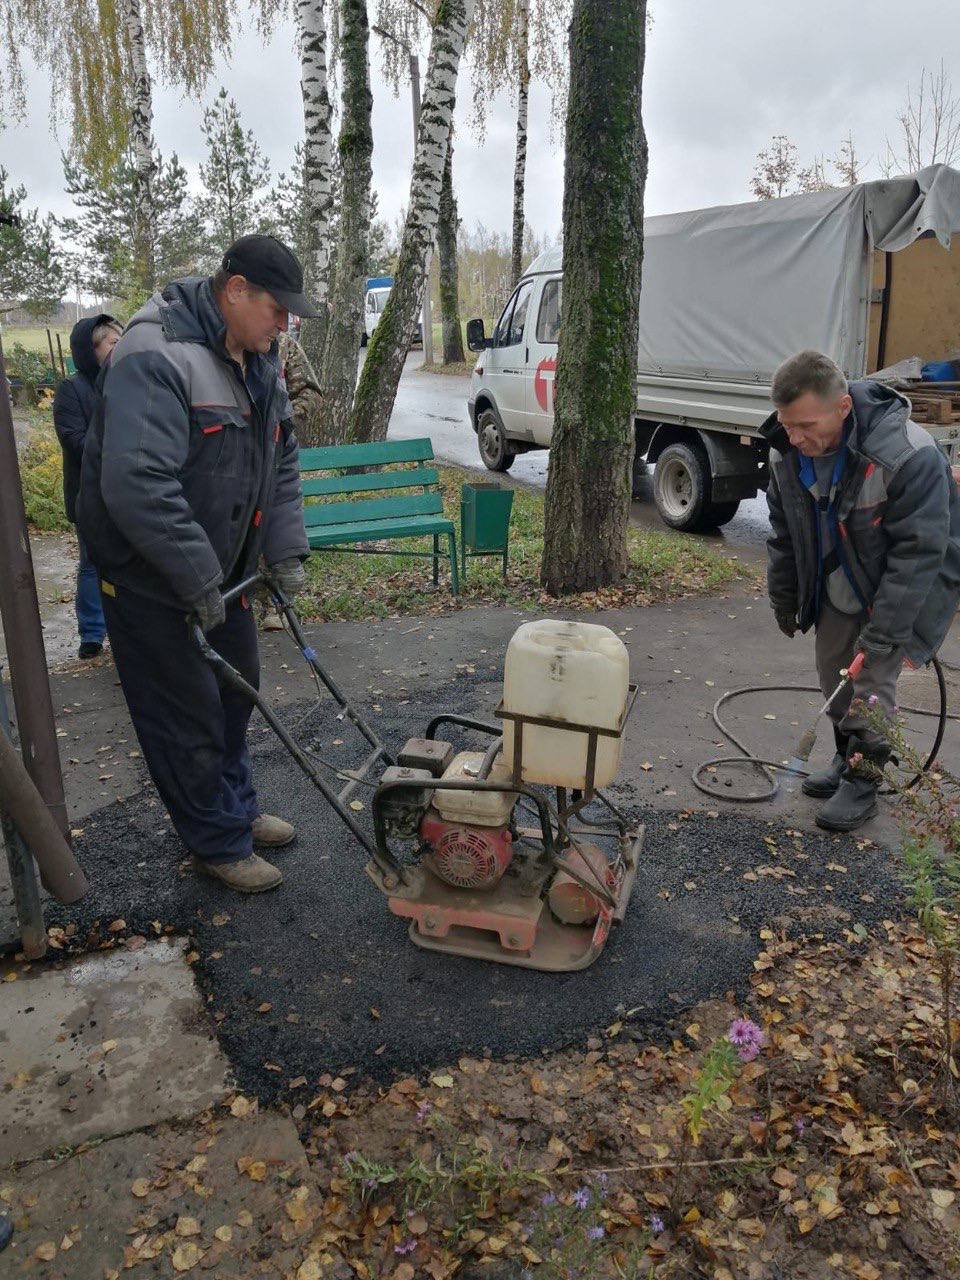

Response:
(78, 641), (103, 660)
(815, 740), (888, 833)
(192, 853), (282, 893)
(802, 727), (849, 798)
(251, 814), (296, 848)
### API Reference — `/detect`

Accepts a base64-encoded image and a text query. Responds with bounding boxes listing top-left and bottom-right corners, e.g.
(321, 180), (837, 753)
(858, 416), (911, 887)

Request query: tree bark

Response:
(297, 0), (335, 366)
(316, 0), (373, 443)
(540, 0), (647, 595)
(348, 0), (475, 443)
(120, 0), (157, 293)
(437, 138), (465, 365)
(510, 0), (530, 288)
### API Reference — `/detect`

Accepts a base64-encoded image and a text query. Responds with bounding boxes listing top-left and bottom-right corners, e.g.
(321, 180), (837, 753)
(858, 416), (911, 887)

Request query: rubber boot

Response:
(802, 727), (849, 798)
(815, 739), (888, 833)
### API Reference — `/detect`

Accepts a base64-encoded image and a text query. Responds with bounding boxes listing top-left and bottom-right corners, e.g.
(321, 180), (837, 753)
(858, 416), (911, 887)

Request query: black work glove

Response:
(774, 608), (797, 638)
(269, 557), (307, 599)
(194, 587), (226, 633)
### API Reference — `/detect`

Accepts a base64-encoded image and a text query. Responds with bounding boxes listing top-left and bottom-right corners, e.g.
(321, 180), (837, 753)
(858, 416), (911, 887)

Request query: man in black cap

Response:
(78, 236), (318, 893)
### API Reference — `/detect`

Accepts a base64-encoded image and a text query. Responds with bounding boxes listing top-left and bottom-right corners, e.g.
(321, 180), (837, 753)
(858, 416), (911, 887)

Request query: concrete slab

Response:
(0, 940), (230, 1165)
(0, 1110), (320, 1278)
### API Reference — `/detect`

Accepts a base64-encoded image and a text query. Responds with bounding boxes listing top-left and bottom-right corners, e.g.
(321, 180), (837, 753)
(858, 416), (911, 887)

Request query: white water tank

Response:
(501, 620), (629, 789)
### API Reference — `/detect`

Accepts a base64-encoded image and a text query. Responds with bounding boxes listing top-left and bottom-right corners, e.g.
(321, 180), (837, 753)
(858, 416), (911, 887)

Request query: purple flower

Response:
(649, 1214), (665, 1235)
(727, 1017), (765, 1063)
(415, 1100), (432, 1123)
(794, 1116), (806, 1136)
(588, 1225), (605, 1240)
(573, 1186), (590, 1210)
(394, 1238), (417, 1256)
(541, 1192), (558, 1208)
(867, 694), (879, 706)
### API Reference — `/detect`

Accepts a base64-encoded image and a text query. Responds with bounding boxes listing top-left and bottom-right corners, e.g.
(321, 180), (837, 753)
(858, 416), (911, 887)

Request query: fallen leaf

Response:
(214, 1225), (233, 1242)
(102, 1039), (118, 1053)
(171, 1241), (204, 1271)
(431, 1074), (454, 1089)
(932, 1188), (955, 1208)
(230, 1095), (253, 1118)
(408, 1213), (428, 1234)
(212, 912), (230, 927)
(35, 1242), (57, 1261)
(130, 1178), (151, 1198)
(175, 1215), (201, 1237)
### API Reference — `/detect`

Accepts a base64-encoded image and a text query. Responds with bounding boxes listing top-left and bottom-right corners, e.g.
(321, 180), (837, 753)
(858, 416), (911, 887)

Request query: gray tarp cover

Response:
(630, 165), (960, 382)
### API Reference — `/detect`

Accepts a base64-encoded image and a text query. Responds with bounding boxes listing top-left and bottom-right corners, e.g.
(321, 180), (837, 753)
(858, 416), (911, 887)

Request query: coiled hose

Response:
(692, 656), (951, 803)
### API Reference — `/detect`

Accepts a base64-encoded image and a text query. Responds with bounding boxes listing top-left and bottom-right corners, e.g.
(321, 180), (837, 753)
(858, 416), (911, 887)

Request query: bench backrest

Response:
(299, 437), (443, 529)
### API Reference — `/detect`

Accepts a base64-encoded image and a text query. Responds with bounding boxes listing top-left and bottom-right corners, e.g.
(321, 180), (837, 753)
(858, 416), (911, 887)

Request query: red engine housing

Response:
(420, 812), (514, 891)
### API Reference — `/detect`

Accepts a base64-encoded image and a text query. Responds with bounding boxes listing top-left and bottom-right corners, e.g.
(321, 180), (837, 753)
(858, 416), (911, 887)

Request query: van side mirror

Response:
(466, 318), (492, 352)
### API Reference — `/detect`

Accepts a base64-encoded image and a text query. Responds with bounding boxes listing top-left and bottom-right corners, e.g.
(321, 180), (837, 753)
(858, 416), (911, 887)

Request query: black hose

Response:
(691, 656), (952, 803)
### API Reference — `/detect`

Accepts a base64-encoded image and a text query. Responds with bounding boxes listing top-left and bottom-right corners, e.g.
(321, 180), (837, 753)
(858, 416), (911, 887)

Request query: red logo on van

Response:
(534, 356), (557, 413)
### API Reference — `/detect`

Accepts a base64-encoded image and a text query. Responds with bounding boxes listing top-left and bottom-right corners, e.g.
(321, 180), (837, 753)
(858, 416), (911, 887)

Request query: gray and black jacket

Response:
(761, 380), (960, 666)
(77, 278), (309, 610)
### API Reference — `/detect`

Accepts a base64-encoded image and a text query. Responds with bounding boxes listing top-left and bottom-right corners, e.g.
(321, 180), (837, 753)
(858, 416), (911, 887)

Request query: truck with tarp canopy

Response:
(466, 164), (960, 531)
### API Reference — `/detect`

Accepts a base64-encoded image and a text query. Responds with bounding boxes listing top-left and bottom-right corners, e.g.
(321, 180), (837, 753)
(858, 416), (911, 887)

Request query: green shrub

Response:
(6, 342), (56, 387)
(20, 427), (69, 532)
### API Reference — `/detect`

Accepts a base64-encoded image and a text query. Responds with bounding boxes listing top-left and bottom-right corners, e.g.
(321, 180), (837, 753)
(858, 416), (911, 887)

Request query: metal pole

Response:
(55, 332), (66, 378)
(0, 667), (46, 958)
(409, 54), (435, 367)
(45, 328), (56, 380)
(0, 334), (71, 841)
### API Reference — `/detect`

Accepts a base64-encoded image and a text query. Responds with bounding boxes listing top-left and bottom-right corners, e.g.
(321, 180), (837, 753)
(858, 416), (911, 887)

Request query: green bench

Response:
(298, 437), (460, 594)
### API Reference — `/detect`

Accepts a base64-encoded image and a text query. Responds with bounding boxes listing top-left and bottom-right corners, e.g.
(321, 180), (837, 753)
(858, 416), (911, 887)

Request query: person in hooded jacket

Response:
(52, 314), (123, 659)
(761, 349), (960, 832)
(78, 235), (315, 894)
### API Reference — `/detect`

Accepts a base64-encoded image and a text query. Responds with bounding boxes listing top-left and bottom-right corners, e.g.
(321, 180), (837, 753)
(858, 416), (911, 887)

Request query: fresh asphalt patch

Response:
(46, 675), (904, 1102)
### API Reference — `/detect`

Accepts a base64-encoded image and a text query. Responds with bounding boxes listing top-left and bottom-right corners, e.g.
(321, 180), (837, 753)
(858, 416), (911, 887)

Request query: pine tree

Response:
(540, 0), (647, 594)
(61, 149), (208, 308)
(199, 87), (272, 251)
(0, 170), (65, 318)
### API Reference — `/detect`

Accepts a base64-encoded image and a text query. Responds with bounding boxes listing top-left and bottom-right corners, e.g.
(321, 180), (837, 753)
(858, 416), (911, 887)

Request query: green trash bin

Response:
(460, 483), (514, 578)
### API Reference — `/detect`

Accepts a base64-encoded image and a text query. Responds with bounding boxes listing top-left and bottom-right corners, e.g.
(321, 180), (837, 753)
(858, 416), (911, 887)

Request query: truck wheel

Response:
(477, 408), (516, 472)
(653, 443), (712, 531)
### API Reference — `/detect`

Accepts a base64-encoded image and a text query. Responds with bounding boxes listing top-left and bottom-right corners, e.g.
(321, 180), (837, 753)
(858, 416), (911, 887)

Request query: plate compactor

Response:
(197, 573), (643, 972)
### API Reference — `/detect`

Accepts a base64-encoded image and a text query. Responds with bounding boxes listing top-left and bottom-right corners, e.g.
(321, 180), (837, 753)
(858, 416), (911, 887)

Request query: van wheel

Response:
(477, 408), (516, 472)
(653, 443), (713, 531)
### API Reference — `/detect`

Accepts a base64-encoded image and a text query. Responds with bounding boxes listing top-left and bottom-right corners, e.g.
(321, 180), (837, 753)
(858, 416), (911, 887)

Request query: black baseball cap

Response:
(221, 234), (321, 318)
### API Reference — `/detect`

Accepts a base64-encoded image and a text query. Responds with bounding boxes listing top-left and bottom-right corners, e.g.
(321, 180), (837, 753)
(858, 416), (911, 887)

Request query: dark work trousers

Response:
(814, 600), (902, 749)
(101, 587), (261, 862)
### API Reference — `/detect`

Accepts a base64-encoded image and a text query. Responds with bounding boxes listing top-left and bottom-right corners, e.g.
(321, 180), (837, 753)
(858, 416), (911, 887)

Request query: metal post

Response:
(45, 328), (57, 380)
(0, 334), (70, 841)
(0, 667), (45, 959)
(409, 54), (435, 367)
(55, 332), (66, 377)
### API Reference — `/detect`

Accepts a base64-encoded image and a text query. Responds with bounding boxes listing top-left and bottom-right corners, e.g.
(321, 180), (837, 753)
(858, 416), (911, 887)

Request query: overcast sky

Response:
(4, 0), (960, 251)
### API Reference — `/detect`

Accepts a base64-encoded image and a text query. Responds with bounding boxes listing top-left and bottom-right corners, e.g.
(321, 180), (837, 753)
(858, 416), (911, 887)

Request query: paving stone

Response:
(0, 940), (230, 1164)
(0, 1110), (319, 1277)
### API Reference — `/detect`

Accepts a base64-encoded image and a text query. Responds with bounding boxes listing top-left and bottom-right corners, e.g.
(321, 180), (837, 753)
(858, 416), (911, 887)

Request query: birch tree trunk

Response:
(437, 139), (465, 365)
(348, 0), (475, 443)
(510, 0), (530, 288)
(120, 0), (157, 293)
(540, 0), (647, 595)
(316, 0), (373, 444)
(297, 0), (335, 367)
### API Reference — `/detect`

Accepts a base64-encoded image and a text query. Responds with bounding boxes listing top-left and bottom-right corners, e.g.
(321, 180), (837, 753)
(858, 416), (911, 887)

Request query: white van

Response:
(467, 168), (960, 532)
(363, 286), (392, 344)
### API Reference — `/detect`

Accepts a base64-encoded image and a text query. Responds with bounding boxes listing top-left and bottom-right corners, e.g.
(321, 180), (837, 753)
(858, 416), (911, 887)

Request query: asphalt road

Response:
(385, 352), (773, 559)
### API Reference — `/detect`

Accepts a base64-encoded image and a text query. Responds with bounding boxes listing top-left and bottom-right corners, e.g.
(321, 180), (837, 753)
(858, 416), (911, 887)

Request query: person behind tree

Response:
(52, 314), (122, 660)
